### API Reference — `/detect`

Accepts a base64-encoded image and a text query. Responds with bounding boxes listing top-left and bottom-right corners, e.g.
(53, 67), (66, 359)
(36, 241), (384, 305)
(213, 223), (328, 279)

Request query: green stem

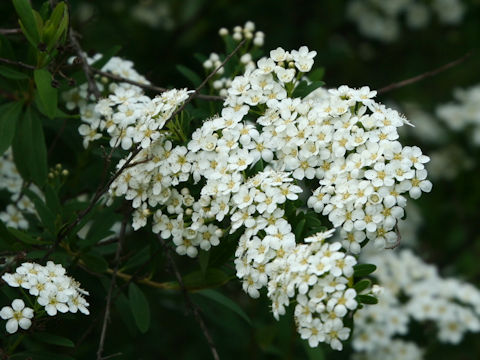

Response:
(8, 334), (25, 354)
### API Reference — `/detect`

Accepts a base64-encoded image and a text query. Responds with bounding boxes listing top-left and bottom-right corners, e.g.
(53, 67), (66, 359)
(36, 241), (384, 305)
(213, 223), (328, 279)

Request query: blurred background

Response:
(1, 0), (480, 359)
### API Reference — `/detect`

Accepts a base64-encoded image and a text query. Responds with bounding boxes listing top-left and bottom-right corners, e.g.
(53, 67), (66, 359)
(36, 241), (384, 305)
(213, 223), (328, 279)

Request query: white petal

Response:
(11, 299), (25, 311)
(0, 306), (13, 319)
(22, 307), (34, 319)
(18, 318), (31, 330)
(6, 318), (18, 334)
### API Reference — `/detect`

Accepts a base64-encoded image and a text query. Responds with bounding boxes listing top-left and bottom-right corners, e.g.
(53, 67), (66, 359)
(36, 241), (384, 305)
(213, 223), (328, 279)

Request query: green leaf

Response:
(0, 65), (29, 79)
(82, 210), (121, 247)
(197, 289), (251, 325)
(128, 283), (151, 334)
(309, 67), (325, 82)
(23, 188), (56, 234)
(181, 268), (230, 290)
(357, 294), (378, 305)
(44, 2), (68, 51)
(115, 292), (138, 336)
(295, 217), (306, 241)
(33, 332), (75, 347)
(292, 80), (325, 98)
(122, 246), (151, 271)
(81, 252), (108, 273)
(12, 106), (48, 185)
(34, 68), (58, 118)
(12, 0), (41, 46)
(176, 64), (202, 87)
(0, 34), (16, 59)
(198, 250), (210, 275)
(353, 264), (377, 277)
(7, 227), (45, 245)
(303, 339), (326, 360)
(44, 184), (61, 215)
(0, 221), (17, 250)
(0, 101), (23, 154)
(223, 35), (237, 55)
(354, 279), (371, 293)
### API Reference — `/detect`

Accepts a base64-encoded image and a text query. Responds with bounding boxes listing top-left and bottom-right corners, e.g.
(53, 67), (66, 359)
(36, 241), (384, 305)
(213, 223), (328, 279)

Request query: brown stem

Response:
(96, 217), (127, 360)
(0, 56), (35, 70)
(378, 52), (472, 94)
(168, 39), (246, 121)
(90, 68), (224, 101)
(0, 28), (22, 35)
(68, 30), (101, 99)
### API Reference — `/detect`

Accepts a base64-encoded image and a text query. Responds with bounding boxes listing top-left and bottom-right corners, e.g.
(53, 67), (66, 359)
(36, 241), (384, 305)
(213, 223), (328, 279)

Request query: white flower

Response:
(0, 299), (34, 334)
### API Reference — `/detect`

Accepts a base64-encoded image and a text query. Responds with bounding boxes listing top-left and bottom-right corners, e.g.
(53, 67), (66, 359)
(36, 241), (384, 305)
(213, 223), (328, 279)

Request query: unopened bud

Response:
(218, 28), (228, 36)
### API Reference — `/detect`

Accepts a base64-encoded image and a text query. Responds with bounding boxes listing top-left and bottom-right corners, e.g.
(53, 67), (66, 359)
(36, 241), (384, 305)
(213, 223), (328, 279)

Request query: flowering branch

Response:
(68, 30), (101, 100)
(90, 68), (224, 101)
(168, 38), (246, 120)
(378, 51), (472, 94)
(158, 235), (220, 360)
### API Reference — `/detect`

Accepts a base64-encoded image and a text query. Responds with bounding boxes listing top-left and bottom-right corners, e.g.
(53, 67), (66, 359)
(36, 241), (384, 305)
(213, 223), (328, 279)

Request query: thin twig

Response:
(42, 146), (142, 262)
(91, 68), (167, 92)
(0, 56), (35, 70)
(157, 235), (220, 360)
(68, 30), (101, 99)
(101, 353), (123, 360)
(96, 216), (128, 360)
(90, 68), (224, 101)
(0, 28), (22, 35)
(385, 225), (402, 250)
(169, 39), (246, 121)
(378, 52), (472, 94)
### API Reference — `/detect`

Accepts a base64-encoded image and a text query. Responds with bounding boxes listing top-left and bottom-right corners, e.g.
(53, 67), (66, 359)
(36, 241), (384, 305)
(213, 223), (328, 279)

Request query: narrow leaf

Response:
(34, 69), (58, 118)
(23, 188), (56, 234)
(197, 289), (251, 325)
(176, 64), (202, 87)
(12, 0), (40, 46)
(292, 80), (325, 98)
(81, 252), (108, 273)
(353, 279), (371, 293)
(7, 227), (45, 245)
(0, 65), (29, 79)
(309, 67), (325, 82)
(353, 264), (377, 277)
(357, 294), (378, 305)
(33, 332), (75, 347)
(12, 107), (48, 185)
(0, 101), (23, 154)
(128, 283), (151, 333)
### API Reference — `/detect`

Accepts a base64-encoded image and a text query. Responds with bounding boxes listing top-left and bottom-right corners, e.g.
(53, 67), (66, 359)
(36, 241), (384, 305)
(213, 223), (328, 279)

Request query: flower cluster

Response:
(238, 228), (358, 350)
(347, 0), (465, 42)
(64, 55), (191, 150)
(436, 84), (480, 145)
(203, 22), (265, 97)
(218, 21), (265, 46)
(352, 249), (480, 359)
(0, 148), (36, 229)
(2, 262), (90, 326)
(68, 39), (431, 349)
